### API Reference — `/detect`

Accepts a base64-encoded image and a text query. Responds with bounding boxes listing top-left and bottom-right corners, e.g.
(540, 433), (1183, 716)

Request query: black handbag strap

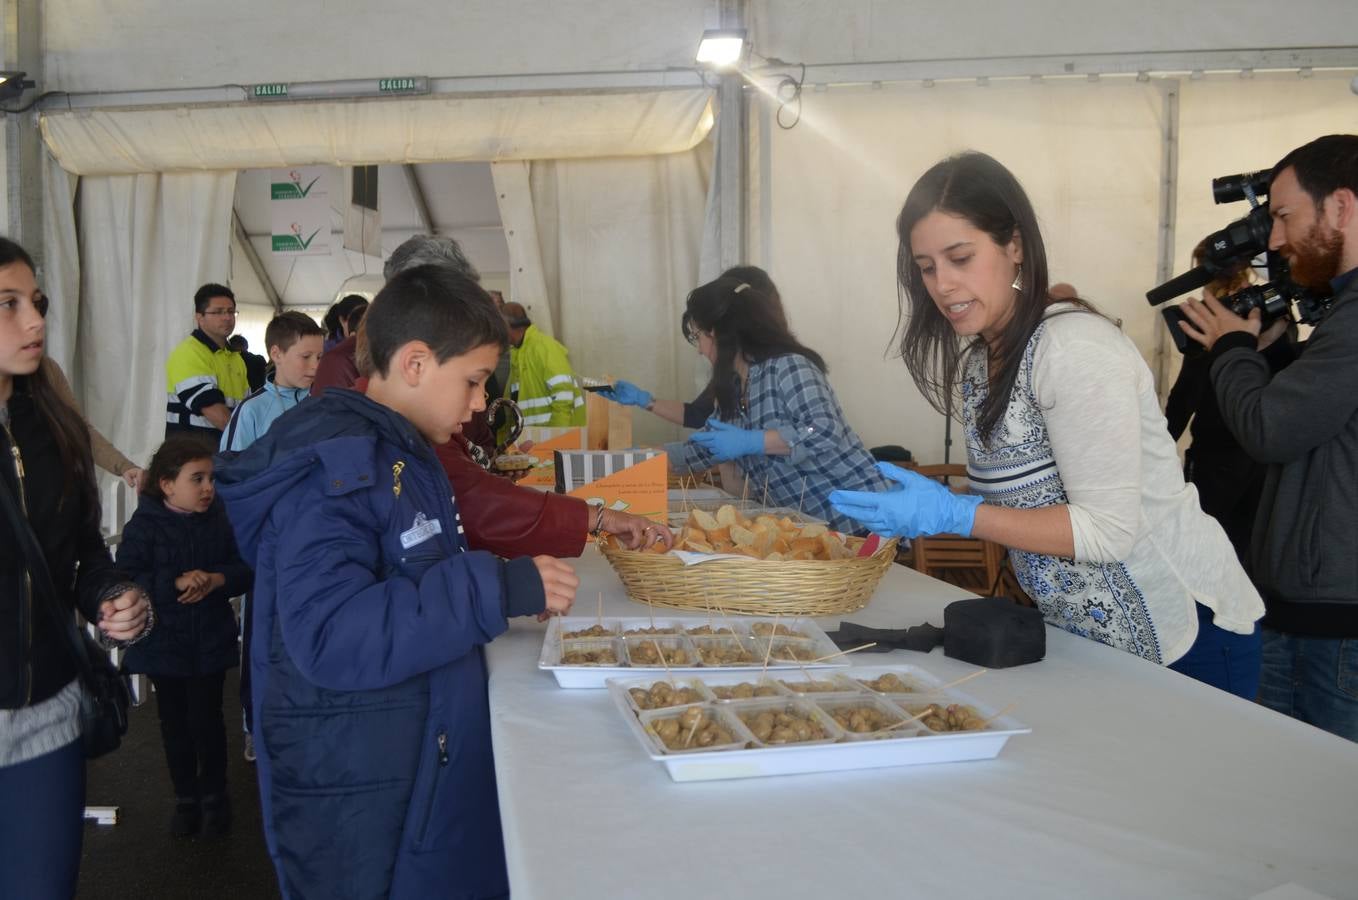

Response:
(0, 461), (103, 684)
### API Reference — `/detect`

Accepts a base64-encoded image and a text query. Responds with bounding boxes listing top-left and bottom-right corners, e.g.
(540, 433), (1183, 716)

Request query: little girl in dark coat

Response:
(119, 438), (252, 838)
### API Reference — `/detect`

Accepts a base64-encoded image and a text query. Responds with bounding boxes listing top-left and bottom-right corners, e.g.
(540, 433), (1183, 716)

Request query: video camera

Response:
(1147, 169), (1332, 352)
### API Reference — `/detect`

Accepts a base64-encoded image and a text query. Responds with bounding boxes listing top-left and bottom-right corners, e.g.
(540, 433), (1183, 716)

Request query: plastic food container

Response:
(728, 698), (841, 748)
(558, 637), (622, 667)
(636, 705), (752, 755)
(605, 665), (1030, 782)
(850, 664), (946, 696)
(614, 677), (711, 715)
(691, 672), (787, 702)
(689, 635), (760, 667)
(623, 635), (695, 668)
(539, 616), (850, 688)
(774, 673), (860, 696)
(808, 695), (920, 741)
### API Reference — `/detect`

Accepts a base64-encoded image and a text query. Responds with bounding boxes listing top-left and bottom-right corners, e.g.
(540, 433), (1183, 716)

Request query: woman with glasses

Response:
(665, 273), (889, 533)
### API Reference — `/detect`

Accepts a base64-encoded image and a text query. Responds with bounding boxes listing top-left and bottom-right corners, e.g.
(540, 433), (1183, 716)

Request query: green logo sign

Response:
(379, 77), (419, 93)
(271, 228), (324, 253)
(271, 171), (323, 200)
(253, 83), (288, 98)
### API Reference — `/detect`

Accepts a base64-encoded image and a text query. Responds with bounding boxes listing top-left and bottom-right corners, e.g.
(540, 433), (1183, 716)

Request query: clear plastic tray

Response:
(849, 664), (947, 696)
(623, 635), (696, 668)
(636, 705), (751, 755)
(540, 616), (849, 688)
(689, 672), (786, 702)
(688, 635), (760, 667)
(614, 676), (711, 715)
(728, 698), (841, 748)
(773, 673), (861, 696)
(605, 665), (1030, 781)
(808, 695), (921, 741)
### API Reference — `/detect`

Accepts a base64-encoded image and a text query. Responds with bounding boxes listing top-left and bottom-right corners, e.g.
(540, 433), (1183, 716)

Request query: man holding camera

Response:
(1181, 134), (1358, 742)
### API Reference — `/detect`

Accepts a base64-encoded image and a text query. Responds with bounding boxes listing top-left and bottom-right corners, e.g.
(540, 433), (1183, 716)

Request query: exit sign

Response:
(252, 83), (288, 99)
(378, 77), (427, 94)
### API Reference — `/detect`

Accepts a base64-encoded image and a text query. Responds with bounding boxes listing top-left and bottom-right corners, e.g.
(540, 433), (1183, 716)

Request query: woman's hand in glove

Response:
(828, 462), (983, 538)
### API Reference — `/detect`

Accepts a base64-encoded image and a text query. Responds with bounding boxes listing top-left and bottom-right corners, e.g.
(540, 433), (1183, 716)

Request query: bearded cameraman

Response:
(1180, 134), (1358, 742)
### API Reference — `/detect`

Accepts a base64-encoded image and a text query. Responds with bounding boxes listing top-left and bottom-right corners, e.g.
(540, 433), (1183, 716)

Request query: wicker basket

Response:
(598, 535), (899, 616)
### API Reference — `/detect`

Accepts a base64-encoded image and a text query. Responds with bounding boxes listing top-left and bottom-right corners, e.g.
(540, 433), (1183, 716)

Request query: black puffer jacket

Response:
(0, 386), (124, 710)
(118, 493), (252, 677)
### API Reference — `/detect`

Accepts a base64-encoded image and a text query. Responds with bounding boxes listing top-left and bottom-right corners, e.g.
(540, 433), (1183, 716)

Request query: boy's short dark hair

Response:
(265, 311), (324, 355)
(1271, 134), (1358, 210)
(364, 265), (508, 377)
(194, 283), (235, 315)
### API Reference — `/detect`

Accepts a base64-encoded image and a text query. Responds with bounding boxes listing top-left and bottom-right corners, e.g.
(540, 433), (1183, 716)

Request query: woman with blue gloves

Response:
(599, 266), (787, 430)
(830, 152), (1264, 698)
(662, 273), (888, 534)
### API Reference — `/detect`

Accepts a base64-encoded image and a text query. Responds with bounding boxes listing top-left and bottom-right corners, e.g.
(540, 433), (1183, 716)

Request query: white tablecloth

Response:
(486, 548), (1358, 900)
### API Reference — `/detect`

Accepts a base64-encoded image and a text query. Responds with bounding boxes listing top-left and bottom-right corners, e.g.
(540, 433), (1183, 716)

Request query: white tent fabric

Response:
(492, 161), (559, 339)
(75, 172), (237, 469)
(41, 155), (82, 381)
(40, 90), (714, 176)
(759, 78), (1170, 463)
(513, 144), (713, 447)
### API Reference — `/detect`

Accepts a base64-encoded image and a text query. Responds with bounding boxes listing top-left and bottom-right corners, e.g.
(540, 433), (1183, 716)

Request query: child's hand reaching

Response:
(175, 569), (224, 604)
(532, 556), (578, 620)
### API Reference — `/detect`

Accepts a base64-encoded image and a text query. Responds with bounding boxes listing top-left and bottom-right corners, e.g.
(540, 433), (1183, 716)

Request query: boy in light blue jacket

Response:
(220, 311), (323, 453)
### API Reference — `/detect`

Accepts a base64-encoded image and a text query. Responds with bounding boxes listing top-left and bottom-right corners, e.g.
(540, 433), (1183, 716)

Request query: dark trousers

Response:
(150, 671), (228, 799)
(1168, 602), (1262, 700)
(0, 739), (85, 900)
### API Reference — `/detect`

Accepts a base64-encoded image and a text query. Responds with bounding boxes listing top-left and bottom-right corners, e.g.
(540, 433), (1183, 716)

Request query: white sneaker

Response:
(243, 733), (256, 763)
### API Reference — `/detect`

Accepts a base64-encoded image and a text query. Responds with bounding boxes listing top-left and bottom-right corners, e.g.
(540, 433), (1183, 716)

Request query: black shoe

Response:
(170, 798), (201, 837)
(200, 794), (232, 838)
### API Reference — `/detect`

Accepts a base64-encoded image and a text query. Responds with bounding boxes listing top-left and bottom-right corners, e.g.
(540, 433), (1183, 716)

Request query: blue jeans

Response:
(1168, 602), (1262, 700)
(1257, 627), (1358, 742)
(0, 739), (85, 900)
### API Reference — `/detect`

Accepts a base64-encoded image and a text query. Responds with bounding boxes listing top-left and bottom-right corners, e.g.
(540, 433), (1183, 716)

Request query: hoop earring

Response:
(1011, 265), (1023, 291)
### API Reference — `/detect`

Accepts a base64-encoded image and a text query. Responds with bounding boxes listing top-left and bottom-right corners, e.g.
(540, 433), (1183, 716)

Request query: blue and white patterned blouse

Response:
(963, 306), (1262, 664)
(668, 354), (888, 534)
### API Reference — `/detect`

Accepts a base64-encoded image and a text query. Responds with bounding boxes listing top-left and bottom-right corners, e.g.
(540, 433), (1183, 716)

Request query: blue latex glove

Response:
(689, 418), (766, 462)
(828, 462), (983, 538)
(598, 380), (652, 408)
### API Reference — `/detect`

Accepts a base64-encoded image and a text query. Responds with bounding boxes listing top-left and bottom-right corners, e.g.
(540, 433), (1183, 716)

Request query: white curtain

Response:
(494, 145), (712, 448)
(74, 172), (237, 470)
(41, 154), (82, 380)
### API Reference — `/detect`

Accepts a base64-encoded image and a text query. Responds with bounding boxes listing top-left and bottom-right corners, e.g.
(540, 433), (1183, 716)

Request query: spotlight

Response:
(696, 29), (747, 70)
(0, 70), (34, 103)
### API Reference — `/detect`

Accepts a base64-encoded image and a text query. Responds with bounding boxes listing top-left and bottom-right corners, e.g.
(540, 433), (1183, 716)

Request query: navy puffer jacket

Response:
(118, 493), (252, 677)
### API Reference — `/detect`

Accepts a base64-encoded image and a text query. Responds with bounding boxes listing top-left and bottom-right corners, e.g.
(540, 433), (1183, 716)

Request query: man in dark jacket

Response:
(217, 266), (578, 899)
(1180, 134), (1358, 741)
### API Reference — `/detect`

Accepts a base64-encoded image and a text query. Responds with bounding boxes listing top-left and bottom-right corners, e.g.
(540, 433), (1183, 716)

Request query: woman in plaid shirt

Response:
(665, 274), (889, 533)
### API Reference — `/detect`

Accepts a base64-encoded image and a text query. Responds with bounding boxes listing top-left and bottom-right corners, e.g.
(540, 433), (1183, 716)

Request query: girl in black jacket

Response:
(119, 438), (252, 838)
(0, 237), (152, 900)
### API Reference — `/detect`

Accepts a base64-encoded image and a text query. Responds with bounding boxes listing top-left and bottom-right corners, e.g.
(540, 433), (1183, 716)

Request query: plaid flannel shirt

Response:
(668, 354), (888, 534)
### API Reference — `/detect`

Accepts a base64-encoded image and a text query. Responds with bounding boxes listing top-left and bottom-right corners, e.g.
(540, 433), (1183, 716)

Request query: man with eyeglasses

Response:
(165, 283), (250, 445)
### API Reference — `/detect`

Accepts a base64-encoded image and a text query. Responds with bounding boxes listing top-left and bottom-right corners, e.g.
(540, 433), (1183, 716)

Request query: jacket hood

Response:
(216, 388), (435, 565)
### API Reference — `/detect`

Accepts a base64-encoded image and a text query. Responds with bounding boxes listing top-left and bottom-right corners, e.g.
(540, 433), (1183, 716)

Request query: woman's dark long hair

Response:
(682, 271), (824, 421)
(323, 294), (369, 343)
(0, 238), (99, 519)
(895, 152), (1094, 441)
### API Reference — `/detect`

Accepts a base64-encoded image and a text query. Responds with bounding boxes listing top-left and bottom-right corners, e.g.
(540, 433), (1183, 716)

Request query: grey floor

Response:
(77, 667), (282, 899)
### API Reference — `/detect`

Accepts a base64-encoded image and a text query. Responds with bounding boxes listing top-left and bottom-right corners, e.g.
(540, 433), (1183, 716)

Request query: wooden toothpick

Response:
(978, 703), (1017, 730)
(596, 591), (604, 629)
(760, 614), (780, 675)
(652, 638), (676, 687)
(808, 642), (878, 664)
(937, 669), (988, 693)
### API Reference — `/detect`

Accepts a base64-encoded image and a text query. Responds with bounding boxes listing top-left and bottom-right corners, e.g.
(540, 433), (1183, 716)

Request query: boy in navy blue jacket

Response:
(216, 266), (577, 900)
